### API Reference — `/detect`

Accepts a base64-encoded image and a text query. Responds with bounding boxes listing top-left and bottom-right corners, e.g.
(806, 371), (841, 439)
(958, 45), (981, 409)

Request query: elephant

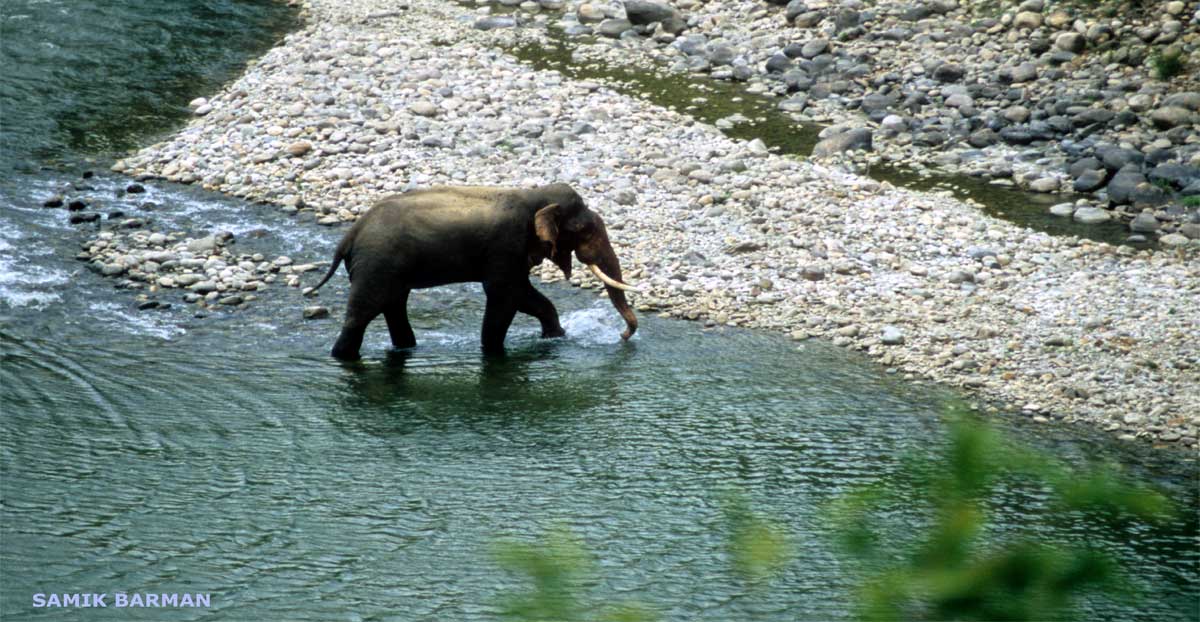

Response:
(306, 183), (639, 360)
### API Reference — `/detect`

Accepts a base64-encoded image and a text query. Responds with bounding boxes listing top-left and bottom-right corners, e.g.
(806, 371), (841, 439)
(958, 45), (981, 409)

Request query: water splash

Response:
(561, 305), (634, 346)
(86, 301), (185, 339)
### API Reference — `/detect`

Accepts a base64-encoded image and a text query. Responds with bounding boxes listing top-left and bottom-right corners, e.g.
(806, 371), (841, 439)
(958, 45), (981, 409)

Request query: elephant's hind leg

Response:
(518, 281), (565, 338)
(331, 285), (383, 361)
(384, 289), (416, 349)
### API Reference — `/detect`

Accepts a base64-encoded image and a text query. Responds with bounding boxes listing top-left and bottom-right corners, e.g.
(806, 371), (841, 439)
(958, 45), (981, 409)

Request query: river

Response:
(0, 2), (1196, 620)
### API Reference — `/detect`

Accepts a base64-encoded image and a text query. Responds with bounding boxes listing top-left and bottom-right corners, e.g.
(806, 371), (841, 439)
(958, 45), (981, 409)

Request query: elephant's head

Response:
(529, 184), (639, 341)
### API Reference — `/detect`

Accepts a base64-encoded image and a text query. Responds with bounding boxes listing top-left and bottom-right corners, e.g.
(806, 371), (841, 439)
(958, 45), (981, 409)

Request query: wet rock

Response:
(1029, 177), (1059, 193)
(1159, 233), (1190, 246)
(1129, 212), (1159, 234)
(189, 280), (218, 294)
(303, 305), (330, 320)
(596, 18), (632, 37)
(1073, 207), (1112, 224)
(42, 195), (64, 208)
(218, 295), (244, 306)
(67, 199), (87, 211)
(811, 128), (872, 157)
(186, 236), (218, 253)
(1049, 203), (1076, 217)
(125, 183), (146, 194)
(1148, 164), (1198, 190)
(69, 213), (100, 224)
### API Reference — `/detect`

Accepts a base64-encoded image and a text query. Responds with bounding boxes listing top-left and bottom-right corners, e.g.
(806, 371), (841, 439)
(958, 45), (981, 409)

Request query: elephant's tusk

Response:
(588, 264), (641, 293)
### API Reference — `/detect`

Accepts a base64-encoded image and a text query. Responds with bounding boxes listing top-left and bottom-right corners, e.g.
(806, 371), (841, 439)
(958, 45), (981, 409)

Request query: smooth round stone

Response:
(1049, 203), (1076, 217)
(1073, 207), (1112, 224)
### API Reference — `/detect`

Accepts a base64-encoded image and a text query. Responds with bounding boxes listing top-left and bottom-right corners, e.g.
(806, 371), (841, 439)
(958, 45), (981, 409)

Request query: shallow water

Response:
(1, 2), (1197, 620)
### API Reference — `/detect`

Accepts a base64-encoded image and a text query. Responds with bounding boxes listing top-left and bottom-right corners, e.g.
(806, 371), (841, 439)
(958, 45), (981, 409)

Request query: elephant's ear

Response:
(534, 203), (560, 253)
(534, 203), (573, 279)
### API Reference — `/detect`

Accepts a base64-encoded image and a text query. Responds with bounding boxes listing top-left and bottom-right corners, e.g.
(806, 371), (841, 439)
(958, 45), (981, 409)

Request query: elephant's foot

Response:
(541, 326), (566, 339)
(331, 347), (361, 361)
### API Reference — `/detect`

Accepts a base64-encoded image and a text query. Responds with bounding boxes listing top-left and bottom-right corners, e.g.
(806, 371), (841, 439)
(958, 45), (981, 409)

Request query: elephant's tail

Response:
(305, 243), (347, 297)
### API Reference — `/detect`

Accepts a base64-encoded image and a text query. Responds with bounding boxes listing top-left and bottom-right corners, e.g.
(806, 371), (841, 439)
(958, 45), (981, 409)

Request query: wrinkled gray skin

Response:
(307, 184), (638, 360)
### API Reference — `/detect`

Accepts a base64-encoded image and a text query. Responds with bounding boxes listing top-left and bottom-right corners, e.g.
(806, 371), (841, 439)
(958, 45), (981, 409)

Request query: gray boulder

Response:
(1055, 32), (1086, 53)
(785, 0), (809, 22)
(1073, 169), (1107, 193)
(1105, 168), (1147, 205)
(624, 0), (676, 24)
(801, 38), (829, 58)
(1068, 157), (1102, 178)
(811, 128), (873, 157)
(1129, 212), (1160, 233)
(596, 18), (632, 37)
(1073, 207), (1112, 224)
(933, 62), (964, 83)
(1148, 163), (1199, 190)
(1150, 106), (1196, 130)
(1162, 91), (1200, 110)
(1010, 62), (1038, 83)
(1097, 146), (1143, 172)
(672, 34), (707, 55)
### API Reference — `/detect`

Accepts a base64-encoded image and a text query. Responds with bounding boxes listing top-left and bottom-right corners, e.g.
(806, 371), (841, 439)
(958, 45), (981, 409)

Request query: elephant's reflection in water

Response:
(326, 340), (633, 439)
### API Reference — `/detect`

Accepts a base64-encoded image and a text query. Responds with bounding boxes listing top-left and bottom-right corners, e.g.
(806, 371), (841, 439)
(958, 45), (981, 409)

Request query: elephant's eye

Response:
(569, 219), (594, 234)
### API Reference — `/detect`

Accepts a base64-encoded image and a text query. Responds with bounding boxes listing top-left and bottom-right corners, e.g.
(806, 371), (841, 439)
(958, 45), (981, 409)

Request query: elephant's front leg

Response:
(384, 289), (416, 349)
(481, 281), (520, 355)
(518, 281), (565, 338)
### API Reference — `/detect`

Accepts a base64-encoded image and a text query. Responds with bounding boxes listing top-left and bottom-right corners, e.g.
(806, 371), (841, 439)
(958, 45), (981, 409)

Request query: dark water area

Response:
(1, 2), (1197, 621)
(0, 0), (300, 164)
(510, 37), (1142, 248)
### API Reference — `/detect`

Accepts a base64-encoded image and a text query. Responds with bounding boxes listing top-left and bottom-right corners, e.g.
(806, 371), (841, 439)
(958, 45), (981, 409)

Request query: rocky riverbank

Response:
(112, 0), (1198, 447)
(469, 0), (1200, 243)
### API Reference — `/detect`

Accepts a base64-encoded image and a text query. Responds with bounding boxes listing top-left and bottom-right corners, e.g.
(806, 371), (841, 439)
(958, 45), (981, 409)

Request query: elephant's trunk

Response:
(588, 258), (637, 341)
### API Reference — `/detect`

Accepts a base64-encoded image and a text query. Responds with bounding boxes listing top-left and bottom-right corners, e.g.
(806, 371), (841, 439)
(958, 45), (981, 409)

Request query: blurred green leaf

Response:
(828, 410), (1174, 622)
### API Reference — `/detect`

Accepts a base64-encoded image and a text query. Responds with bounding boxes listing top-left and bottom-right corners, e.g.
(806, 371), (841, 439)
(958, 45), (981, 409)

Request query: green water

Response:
(0, 2), (1196, 620)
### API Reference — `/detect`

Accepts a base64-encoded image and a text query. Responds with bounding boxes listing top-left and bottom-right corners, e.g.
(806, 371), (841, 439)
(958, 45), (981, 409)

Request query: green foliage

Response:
(828, 414), (1173, 622)
(492, 500), (792, 622)
(492, 528), (658, 622)
(1152, 49), (1186, 80)
(1181, 195), (1200, 208)
(721, 493), (793, 585)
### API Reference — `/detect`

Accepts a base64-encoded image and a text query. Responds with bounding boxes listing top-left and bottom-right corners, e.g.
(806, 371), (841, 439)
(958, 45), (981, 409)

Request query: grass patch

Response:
(1152, 49), (1186, 80)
